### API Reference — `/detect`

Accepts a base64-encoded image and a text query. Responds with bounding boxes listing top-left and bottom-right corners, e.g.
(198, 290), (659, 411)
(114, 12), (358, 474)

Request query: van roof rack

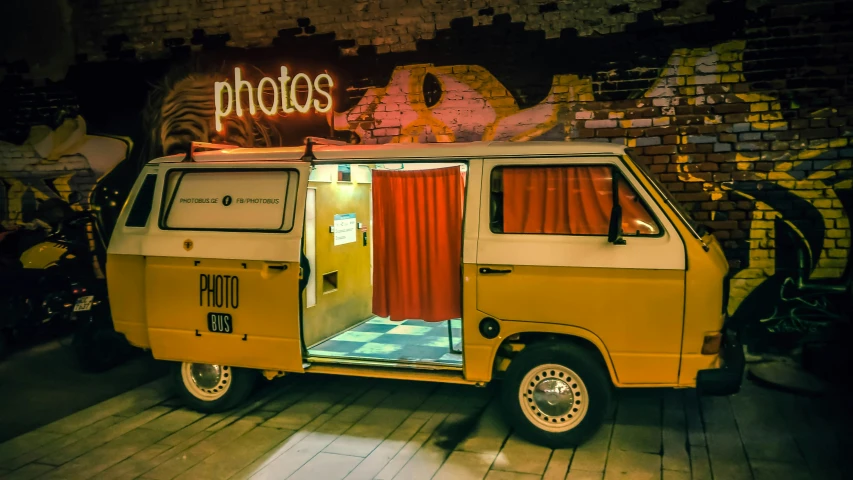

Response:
(181, 141), (234, 162)
(302, 136), (348, 161)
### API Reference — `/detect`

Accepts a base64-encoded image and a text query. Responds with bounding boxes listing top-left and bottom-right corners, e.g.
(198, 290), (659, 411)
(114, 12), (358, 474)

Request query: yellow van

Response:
(106, 139), (743, 447)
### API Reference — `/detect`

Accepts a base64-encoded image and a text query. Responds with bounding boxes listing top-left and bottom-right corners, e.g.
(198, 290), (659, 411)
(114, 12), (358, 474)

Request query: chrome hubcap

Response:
(519, 364), (589, 432)
(190, 364), (222, 390)
(532, 378), (574, 417)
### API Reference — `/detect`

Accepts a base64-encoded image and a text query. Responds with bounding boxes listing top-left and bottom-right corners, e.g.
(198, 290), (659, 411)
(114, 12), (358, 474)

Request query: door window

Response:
(489, 165), (661, 237)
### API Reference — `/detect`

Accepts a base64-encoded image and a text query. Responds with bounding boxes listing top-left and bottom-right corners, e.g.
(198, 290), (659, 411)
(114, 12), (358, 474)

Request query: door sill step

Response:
(304, 360), (480, 385)
(306, 355), (462, 371)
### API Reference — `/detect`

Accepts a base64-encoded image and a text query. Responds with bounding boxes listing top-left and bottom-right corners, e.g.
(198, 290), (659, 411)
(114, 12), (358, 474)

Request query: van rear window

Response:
(161, 169), (299, 232)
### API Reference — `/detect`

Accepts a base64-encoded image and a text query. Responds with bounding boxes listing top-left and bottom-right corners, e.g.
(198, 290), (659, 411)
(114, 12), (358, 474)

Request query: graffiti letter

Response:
(234, 67), (256, 117)
(279, 66), (294, 114)
(313, 74), (334, 113)
(257, 77), (280, 116)
(214, 81), (233, 132)
(290, 73), (313, 114)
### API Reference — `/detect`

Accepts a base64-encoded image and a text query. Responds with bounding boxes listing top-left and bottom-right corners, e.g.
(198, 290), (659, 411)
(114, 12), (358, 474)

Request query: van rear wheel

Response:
(501, 342), (611, 448)
(173, 362), (255, 413)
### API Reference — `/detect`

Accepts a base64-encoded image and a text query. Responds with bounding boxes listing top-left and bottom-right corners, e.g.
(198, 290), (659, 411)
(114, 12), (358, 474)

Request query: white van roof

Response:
(148, 140), (629, 164)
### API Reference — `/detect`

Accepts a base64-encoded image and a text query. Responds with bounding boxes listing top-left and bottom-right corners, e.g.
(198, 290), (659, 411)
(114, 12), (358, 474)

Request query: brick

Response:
(585, 119), (618, 129)
(645, 145), (678, 155)
(635, 137), (662, 147)
(596, 128), (627, 137)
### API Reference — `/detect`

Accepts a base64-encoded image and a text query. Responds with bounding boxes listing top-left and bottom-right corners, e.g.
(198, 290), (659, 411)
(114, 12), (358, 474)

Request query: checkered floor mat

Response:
(307, 316), (463, 366)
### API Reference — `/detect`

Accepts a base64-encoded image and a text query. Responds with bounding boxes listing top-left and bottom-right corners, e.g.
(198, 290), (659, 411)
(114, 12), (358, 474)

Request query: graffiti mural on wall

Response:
(0, 116), (131, 225)
(1, 34), (848, 350)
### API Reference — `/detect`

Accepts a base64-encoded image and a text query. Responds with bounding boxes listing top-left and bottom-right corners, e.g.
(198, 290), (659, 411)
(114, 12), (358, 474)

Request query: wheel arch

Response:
(490, 323), (620, 386)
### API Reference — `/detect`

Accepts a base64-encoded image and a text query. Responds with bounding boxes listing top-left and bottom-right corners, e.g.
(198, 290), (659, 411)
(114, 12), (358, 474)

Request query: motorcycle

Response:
(0, 194), (133, 370)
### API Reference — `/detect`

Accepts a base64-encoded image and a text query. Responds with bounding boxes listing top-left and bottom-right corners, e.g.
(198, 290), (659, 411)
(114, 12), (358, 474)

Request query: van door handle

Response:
(267, 264), (288, 271)
(479, 267), (512, 274)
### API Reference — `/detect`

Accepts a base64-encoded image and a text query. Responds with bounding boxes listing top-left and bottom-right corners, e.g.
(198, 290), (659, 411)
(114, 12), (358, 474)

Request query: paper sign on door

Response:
(333, 213), (357, 246)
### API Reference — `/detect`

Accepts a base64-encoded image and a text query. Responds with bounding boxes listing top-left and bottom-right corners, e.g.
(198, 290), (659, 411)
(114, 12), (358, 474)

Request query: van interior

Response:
(302, 161), (468, 369)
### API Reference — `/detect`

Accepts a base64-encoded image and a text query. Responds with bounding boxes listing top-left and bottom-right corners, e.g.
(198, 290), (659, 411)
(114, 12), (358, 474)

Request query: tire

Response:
(501, 341), (612, 448)
(172, 361), (256, 413)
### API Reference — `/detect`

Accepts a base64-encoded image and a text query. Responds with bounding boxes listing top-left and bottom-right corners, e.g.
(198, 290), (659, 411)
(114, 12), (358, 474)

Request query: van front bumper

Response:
(696, 327), (745, 396)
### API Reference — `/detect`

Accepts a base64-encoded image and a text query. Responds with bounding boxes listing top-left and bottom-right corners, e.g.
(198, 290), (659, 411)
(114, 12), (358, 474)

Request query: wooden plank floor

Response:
(0, 371), (849, 480)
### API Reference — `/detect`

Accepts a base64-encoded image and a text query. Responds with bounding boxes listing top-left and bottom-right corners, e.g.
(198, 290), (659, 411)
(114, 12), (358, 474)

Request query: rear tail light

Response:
(702, 332), (723, 355)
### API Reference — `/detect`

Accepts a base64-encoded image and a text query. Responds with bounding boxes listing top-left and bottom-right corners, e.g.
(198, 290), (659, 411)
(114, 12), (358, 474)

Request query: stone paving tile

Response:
(2, 416), (123, 470)
(143, 409), (206, 433)
(610, 391), (662, 454)
(231, 413), (333, 480)
(603, 449), (660, 480)
(344, 386), (452, 480)
(248, 382), (391, 480)
(455, 399), (510, 455)
(565, 470), (603, 480)
(387, 409), (478, 480)
(565, 420), (613, 473)
(289, 452), (363, 480)
(484, 470), (543, 480)
(90, 442), (173, 479)
(661, 390), (689, 473)
(324, 382), (433, 457)
(41, 427), (169, 479)
(0, 431), (64, 465)
(689, 446), (713, 480)
(749, 460), (812, 480)
(140, 417), (260, 479)
(432, 451), (496, 480)
(491, 433), (552, 475)
(700, 396), (752, 480)
(662, 470), (691, 480)
(175, 426), (293, 480)
(39, 377), (171, 434)
(39, 406), (172, 466)
(542, 448), (573, 480)
(0, 463), (55, 480)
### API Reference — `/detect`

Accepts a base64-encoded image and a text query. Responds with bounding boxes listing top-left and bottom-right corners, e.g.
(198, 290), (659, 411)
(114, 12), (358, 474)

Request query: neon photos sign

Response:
(214, 67), (334, 132)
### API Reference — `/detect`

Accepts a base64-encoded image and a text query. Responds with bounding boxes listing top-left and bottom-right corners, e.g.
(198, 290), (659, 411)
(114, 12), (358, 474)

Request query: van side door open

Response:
(131, 164), (310, 372)
(474, 157), (687, 385)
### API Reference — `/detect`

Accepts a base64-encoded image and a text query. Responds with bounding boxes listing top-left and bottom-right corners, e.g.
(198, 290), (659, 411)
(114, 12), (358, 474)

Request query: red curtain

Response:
(372, 167), (464, 322)
(503, 166), (657, 235)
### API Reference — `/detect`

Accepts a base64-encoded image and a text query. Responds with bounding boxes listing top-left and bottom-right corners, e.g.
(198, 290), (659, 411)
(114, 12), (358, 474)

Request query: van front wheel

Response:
(173, 362), (255, 413)
(501, 342), (611, 448)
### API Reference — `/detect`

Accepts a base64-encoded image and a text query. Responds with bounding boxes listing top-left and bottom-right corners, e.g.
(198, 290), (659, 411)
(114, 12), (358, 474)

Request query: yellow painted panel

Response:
(303, 181), (373, 346)
(106, 254), (150, 348)
(619, 156), (729, 386)
(474, 265), (685, 384)
(144, 256), (304, 372)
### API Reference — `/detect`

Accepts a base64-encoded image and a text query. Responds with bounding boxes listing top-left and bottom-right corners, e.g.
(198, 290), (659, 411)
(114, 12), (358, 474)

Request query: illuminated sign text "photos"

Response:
(214, 67), (334, 131)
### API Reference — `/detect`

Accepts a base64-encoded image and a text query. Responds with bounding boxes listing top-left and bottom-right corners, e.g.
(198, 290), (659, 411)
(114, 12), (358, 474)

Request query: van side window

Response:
(490, 165), (661, 236)
(161, 169), (299, 232)
(125, 174), (157, 227)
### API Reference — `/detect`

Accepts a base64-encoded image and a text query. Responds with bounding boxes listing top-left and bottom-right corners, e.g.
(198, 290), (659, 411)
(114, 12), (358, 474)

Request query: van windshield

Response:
(627, 151), (704, 239)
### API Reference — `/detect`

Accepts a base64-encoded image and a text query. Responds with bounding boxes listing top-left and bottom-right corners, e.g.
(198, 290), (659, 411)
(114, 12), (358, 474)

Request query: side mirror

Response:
(608, 204), (626, 245)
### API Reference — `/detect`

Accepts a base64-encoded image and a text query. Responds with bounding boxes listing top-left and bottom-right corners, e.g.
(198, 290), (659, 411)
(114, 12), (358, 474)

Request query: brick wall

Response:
(68, 0), (726, 62)
(2, 0), (851, 320)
